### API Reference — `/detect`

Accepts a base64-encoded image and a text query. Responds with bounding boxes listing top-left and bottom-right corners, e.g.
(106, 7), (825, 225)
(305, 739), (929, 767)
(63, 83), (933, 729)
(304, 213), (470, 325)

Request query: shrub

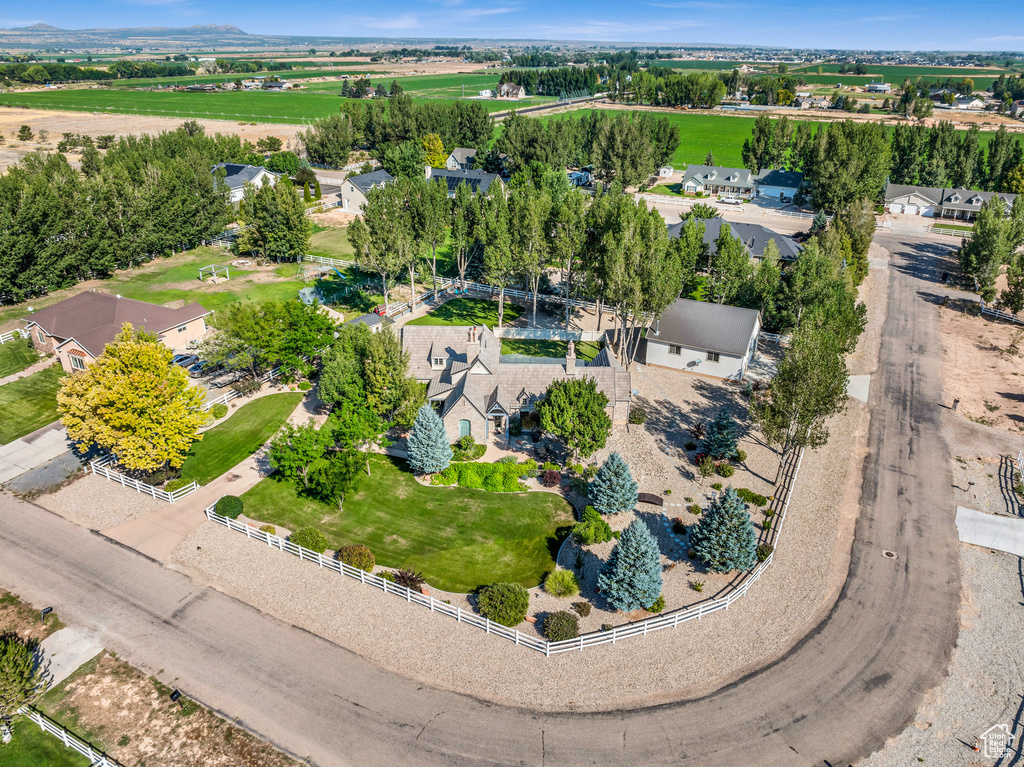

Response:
(712, 482), (723, 490)
(736, 488), (768, 507)
(572, 601), (592, 617)
(698, 456), (716, 481)
(165, 478), (192, 492)
(672, 518), (687, 535)
(590, 452), (639, 515)
(509, 416), (523, 436)
(568, 463), (585, 476)
(477, 582), (530, 627)
(734, 449), (747, 462)
(647, 595), (665, 613)
(601, 623), (614, 631)
(394, 569), (426, 591)
(687, 504), (702, 515)
(716, 463), (735, 478)
(337, 544), (375, 571)
(543, 611), (580, 641)
(690, 580), (705, 592)
(379, 571), (396, 582)
(628, 406), (647, 425)
(456, 434), (475, 451)
(497, 455), (518, 464)
(763, 519), (772, 531)
(291, 526), (329, 553)
(541, 469), (561, 487)
(209, 403), (229, 420)
(689, 422), (706, 440)
(541, 461), (561, 472)
(684, 440), (697, 451)
(214, 495), (243, 519)
(572, 506), (615, 545)
(584, 464), (599, 481)
(757, 544), (774, 563)
(545, 569), (580, 597)
(298, 381), (312, 391)
(259, 524), (276, 535)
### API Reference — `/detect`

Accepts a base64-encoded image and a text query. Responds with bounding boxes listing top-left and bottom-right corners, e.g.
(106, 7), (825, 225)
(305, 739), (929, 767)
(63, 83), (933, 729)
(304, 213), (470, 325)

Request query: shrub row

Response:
(736, 488), (768, 507)
(431, 460), (535, 492)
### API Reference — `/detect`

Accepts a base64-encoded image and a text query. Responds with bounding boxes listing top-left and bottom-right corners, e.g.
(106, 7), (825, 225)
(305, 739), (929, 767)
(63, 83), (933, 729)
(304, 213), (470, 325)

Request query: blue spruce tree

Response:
(689, 486), (757, 572)
(703, 407), (739, 460)
(406, 404), (452, 474)
(590, 452), (639, 515)
(597, 519), (662, 611)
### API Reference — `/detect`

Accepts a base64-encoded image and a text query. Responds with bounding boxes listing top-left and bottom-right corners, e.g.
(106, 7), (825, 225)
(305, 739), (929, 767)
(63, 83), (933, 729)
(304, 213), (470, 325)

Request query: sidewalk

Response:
(955, 506), (1024, 557)
(101, 388), (323, 562)
(0, 420), (70, 484)
(0, 357), (56, 387)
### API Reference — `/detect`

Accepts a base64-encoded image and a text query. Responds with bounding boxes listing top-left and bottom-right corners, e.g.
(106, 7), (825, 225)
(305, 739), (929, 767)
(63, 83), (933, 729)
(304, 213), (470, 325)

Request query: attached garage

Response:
(904, 204), (919, 215)
(889, 203), (903, 214)
(883, 183), (943, 217)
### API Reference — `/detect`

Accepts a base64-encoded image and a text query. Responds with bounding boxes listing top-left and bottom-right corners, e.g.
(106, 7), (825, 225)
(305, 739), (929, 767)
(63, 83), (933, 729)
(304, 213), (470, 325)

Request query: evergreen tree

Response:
(704, 150), (714, 166)
(406, 404), (452, 474)
(703, 407), (739, 460)
(589, 452), (638, 515)
(597, 519), (663, 612)
(689, 487), (758, 572)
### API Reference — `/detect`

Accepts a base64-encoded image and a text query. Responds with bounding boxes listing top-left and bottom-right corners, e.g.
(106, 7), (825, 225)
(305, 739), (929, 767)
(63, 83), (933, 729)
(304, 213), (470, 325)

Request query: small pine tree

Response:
(597, 519), (663, 612)
(704, 150), (714, 166)
(689, 486), (758, 572)
(809, 210), (828, 236)
(703, 407), (739, 460)
(589, 452), (638, 515)
(406, 404), (452, 474)
(314, 179), (322, 200)
(303, 182), (312, 202)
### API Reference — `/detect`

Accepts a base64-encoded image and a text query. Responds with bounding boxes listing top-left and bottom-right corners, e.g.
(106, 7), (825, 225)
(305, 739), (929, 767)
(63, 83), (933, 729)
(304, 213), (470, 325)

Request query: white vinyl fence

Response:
(980, 299), (1024, 326)
(930, 226), (973, 239)
(90, 455), (198, 503)
(759, 331), (792, 345)
(0, 328), (29, 344)
(20, 707), (123, 766)
(207, 447), (804, 655)
(202, 362), (298, 410)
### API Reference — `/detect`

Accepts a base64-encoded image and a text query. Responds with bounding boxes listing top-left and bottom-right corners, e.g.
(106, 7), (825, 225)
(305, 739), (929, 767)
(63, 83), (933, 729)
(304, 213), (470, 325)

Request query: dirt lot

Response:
(940, 300), (1024, 433)
(0, 590), (65, 643)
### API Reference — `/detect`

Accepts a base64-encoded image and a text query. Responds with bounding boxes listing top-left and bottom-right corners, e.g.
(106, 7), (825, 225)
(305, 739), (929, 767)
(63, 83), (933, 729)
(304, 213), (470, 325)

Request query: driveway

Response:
(0, 420), (71, 484)
(0, 233), (961, 766)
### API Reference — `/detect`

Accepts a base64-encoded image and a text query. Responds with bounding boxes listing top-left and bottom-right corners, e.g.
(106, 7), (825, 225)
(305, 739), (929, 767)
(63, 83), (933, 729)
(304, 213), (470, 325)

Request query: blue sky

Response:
(3, 0), (1024, 51)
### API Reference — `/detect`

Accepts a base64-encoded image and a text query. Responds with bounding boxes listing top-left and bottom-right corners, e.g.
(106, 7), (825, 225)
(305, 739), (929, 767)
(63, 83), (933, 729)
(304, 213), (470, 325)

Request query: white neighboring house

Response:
(865, 82), (892, 93)
(644, 298), (761, 381)
(212, 163), (281, 204)
(884, 183), (942, 216)
(340, 169), (395, 212)
(680, 165), (756, 199)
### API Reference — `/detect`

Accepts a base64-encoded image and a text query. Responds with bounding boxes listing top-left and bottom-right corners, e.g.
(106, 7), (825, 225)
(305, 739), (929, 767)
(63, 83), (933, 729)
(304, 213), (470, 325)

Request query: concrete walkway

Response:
(0, 421), (71, 485)
(955, 506), (1024, 558)
(38, 627), (104, 687)
(101, 388), (322, 562)
(0, 357), (56, 387)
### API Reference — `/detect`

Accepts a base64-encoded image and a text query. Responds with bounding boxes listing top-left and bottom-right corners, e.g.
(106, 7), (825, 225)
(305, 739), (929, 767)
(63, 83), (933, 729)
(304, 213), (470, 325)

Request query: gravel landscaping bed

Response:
(36, 473), (165, 530)
(862, 546), (1024, 766)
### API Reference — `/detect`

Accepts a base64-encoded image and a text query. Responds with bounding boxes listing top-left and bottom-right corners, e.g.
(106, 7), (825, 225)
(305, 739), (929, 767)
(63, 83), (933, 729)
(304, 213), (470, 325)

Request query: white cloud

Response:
(365, 13), (420, 29)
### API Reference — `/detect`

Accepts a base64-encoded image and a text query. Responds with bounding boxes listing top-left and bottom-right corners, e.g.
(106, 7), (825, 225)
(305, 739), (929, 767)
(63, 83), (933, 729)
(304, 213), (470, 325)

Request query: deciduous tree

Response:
(537, 377), (612, 461)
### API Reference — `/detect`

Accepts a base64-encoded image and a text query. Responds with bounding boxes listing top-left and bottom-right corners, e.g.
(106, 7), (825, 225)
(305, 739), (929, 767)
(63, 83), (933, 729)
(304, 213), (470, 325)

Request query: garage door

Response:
(905, 204), (919, 215)
(920, 206), (935, 217)
(889, 203), (903, 214)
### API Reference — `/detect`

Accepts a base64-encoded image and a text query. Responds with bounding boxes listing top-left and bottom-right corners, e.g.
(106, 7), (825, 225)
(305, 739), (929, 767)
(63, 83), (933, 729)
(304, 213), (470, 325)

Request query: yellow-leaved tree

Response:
(57, 324), (210, 471)
(422, 132), (446, 169)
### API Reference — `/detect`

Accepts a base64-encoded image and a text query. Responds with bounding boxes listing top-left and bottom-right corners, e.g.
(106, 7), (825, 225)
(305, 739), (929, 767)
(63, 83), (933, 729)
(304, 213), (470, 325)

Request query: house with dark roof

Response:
(340, 169), (395, 212)
(425, 166), (504, 196)
(211, 163), (281, 203)
(497, 82), (526, 100)
(400, 324), (631, 443)
(753, 168), (803, 199)
(445, 148), (477, 170)
(667, 217), (801, 261)
(23, 293), (211, 374)
(681, 165), (756, 198)
(643, 298), (761, 381)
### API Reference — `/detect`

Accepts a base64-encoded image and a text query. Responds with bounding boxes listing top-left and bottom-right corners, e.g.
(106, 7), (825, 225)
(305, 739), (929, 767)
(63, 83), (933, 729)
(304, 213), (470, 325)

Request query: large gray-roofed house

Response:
(341, 169), (395, 212)
(937, 188), (1017, 221)
(753, 168), (804, 198)
(643, 298), (761, 381)
(425, 166), (504, 196)
(445, 148), (477, 170)
(667, 217), (801, 261)
(681, 165), (756, 198)
(401, 324), (631, 443)
(211, 163), (280, 203)
(884, 183), (943, 215)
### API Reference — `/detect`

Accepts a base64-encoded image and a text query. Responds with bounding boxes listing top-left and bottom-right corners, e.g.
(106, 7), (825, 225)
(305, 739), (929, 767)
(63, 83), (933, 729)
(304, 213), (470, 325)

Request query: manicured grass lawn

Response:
(0, 718), (92, 767)
(242, 455), (575, 592)
(406, 297), (525, 328)
(500, 338), (602, 361)
(648, 183), (685, 196)
(0, 338), (40, 378)
(932, 222), (974, 231)
(0, 365), (64, 445)
(179, 393), (303, 485)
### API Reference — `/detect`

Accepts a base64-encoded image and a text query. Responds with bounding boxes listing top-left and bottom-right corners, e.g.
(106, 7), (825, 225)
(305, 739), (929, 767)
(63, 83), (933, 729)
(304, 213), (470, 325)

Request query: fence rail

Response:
(980, 299), (1024, 326)
(90, 455), (197, 503)
(930, 226), (973, 238)
(207, 446), (805, 654)
(758, 330), (792, 345)
(0, 328), (29, 344)
(20, 707), (124, 766)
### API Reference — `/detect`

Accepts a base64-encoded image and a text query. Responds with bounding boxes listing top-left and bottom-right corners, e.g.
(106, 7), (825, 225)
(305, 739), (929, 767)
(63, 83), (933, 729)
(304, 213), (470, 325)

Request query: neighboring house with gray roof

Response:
(400, 324), (631, 443)
(212, 163), (280, 203)
(753, 168), (804, 199)
(340, 169), (395, 212)
(445, 148), (477, 170)
(23, 292), (210, 374)
(681, 165), (756, 198)
(938, 188), (1016, 221)
(644, 298), (761, 381)
(425, 166), (504, 196)
(667, 217), (801, 261)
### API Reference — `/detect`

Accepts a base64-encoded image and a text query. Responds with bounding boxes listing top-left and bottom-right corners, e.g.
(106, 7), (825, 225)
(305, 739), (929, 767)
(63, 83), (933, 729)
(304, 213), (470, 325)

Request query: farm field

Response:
(791, 63), (1008, 79)
(104, 65), (375, 88)
(242, 454), (576, 593)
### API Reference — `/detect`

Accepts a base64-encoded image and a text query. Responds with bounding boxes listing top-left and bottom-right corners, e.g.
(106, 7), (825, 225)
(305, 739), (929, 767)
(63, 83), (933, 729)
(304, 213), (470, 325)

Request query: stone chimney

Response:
(566, 340), (576, 377)
(424, 165), (432, 180)
(468, 326), (478, 345)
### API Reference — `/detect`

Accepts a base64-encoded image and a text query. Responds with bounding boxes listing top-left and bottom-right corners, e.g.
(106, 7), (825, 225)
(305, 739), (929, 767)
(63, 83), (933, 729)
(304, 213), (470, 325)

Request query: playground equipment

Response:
(198, 264), (230, 284)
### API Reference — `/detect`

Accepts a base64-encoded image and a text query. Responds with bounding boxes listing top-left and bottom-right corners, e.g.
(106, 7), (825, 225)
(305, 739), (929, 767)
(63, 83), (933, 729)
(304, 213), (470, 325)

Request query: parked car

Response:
(720, 196), (743, 205)
(187, 360), (217, 378)
(210, 370), (243, 389)
(171, 354), (199, 368)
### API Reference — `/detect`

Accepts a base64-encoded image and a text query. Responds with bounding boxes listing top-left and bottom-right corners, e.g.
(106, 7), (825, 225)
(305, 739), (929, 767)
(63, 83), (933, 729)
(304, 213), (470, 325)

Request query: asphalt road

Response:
(0, 233), (961, 766)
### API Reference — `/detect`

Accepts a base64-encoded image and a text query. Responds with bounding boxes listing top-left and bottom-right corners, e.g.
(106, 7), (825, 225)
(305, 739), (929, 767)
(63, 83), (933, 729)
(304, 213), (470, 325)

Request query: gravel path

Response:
(37, 473), (165, 530)
(862, 546), (1024, 766)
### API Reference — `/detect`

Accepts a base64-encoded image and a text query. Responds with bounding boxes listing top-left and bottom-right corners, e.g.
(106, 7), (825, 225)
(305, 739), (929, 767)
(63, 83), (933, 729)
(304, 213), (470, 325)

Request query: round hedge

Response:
(716, 462), (736, 478)
(209, 403), (229, 420)
(477, 582), (530, 627)
(214, 495), (243, 519)
(544, 569), (580, 598)
(290, 526), (329, 553)
(337, 544), (375, 572)
(543, 610), (580, 641)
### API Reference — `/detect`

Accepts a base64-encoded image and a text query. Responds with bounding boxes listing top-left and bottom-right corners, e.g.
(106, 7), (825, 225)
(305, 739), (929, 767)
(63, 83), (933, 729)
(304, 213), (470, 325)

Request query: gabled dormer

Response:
(969, 195), (982, 205)
(727, 172), (739, 182)
(949, 193), (961, 203)
(706, 170), (717, 180)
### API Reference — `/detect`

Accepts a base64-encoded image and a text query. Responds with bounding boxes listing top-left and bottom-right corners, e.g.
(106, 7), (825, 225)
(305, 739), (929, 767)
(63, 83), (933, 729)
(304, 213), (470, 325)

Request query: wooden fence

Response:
(206, 447), (805, 655)
(90, 455), (198, 503)
(19, 708), (123, 766)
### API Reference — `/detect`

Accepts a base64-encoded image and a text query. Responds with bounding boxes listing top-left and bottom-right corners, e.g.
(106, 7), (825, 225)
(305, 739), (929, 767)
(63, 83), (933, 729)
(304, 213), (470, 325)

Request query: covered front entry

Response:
(486, 407), (509, 441)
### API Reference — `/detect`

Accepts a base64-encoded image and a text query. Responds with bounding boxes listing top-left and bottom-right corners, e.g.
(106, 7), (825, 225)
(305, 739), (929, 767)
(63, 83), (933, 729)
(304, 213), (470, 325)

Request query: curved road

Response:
(0, 233), (960, 766)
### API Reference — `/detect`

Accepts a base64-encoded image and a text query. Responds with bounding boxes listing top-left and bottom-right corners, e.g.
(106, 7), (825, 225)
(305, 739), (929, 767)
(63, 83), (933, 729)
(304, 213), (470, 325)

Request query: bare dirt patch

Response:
(0, 590), (65, 642)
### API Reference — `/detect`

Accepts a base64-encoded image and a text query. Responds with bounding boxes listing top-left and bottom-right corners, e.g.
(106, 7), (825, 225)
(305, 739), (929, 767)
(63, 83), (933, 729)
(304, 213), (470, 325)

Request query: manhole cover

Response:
(882, 550), (898, 559)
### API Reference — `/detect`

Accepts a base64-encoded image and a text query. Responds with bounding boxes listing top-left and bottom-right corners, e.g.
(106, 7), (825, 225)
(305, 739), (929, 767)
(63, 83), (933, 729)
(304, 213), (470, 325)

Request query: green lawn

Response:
(931, 222), (975, 231)
(406, 297), (524, 328)
(648, 183), (685, 197)
(179, 393), (304, 485)
(0, 365), (64, 445)
(500, 338), (601, 361)
(242, 455), (575, 592)
(0, 338), (40, 378)
(0, 717), (92, 767)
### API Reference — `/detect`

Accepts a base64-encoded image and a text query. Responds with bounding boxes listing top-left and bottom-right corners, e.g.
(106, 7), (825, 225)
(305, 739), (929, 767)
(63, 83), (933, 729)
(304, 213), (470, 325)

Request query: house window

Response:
(431, 357), (445, 370)
(706, 352), (720, 363)
(668, 345), (682, 356)
(458, 419), (471, 438)
(177, 324), (187, 333)
(69, 355), (85, 371)
(37, 330), (45, 344)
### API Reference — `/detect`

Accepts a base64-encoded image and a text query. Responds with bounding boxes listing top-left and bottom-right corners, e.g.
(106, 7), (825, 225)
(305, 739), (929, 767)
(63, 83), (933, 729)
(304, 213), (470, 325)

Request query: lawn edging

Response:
(204, 447), (804, 655)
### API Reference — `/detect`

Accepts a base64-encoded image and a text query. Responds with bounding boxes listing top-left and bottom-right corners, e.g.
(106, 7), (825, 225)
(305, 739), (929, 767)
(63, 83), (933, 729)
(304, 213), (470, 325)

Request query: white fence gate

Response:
(0, 328), (29, 344)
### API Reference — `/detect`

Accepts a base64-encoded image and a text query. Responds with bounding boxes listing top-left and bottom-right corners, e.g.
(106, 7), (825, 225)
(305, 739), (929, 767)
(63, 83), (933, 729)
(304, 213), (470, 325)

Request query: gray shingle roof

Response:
(447, 148), (477, 165)
(651, 298), (760, 357)
(884, 183), (943, 205)
(667, 217), (800, 261)
(346, 169), (395, 197)
(681, 165), (754, 189)
(211, 163), (278, 191)
(939, 188), (1016, 212)
(753, 168), (804, 190)
(427, 168), (503, 195)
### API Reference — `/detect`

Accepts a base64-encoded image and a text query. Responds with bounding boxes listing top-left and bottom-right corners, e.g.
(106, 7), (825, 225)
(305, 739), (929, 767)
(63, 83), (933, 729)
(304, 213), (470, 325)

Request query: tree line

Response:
(498, 67), (600, 96)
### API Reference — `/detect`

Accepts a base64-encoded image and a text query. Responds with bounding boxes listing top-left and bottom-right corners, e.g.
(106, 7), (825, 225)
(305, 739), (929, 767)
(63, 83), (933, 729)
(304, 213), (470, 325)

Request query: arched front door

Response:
(459, 419), (471, 439)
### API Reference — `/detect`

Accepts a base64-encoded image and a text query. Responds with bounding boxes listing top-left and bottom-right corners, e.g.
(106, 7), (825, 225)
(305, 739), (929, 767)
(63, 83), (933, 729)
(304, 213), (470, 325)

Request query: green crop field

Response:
(791, 64), (1007, 79)
(655, 60), (769, 70)
(105, 66), (374, 89)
